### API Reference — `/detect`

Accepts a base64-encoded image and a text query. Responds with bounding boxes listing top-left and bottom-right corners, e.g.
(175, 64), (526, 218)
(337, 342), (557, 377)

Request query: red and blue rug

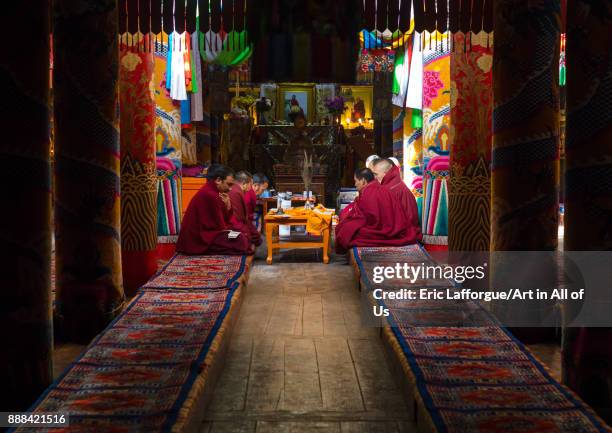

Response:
(142, 254), (246, 290)
(353, 245), (612, 433)
(13, 256), (244, 433)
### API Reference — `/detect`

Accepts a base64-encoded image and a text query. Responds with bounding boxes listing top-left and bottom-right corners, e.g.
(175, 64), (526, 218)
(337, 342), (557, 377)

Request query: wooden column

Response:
(563, 0), (612, 420)
(119, 44), (158, 295)
(448, 32), (493, 251)
(491, 1), (561, 251)
(54, 0), (125, 343)
(0, 1), (53, 411)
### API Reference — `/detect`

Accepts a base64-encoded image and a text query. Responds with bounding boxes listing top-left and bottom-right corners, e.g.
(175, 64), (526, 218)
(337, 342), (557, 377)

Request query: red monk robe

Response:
(245, 188), (257, 219)
(335, 181), (420, 253)
(229, 184), (262, 246)
(177, 181), (252, 255)
(380, 165), (422, 242)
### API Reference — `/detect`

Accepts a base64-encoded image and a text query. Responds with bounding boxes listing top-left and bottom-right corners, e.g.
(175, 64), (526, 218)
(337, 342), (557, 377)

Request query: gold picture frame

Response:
(340, 85), (374, 129)
(277, 83), (315, 124)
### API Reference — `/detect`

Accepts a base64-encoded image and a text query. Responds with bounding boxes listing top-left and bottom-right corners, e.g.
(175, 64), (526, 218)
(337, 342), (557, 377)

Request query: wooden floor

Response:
(201, 250), (417, 433)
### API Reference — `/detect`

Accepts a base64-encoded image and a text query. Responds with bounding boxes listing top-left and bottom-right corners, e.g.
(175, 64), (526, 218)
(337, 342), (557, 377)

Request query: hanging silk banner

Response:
(119, 43), (158, 294)
(448, 32), (493, 251)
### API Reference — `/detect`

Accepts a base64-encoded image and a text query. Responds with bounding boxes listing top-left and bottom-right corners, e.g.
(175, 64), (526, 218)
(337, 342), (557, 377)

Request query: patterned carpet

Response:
(143, 254), (247, 290)
(352, 245), (612, 433)
(14, 255), (248, 433)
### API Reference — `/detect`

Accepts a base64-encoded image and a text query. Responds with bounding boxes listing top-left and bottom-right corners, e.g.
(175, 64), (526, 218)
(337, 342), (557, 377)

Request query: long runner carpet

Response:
(353, 245), (612, 433)
(12, 254), (248, 433)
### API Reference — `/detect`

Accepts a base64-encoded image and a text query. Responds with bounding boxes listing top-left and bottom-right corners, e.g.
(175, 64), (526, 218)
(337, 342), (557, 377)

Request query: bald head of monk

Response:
(235, 170), (254, 193)
(371, 158), (395, 183)
(207, 164), (235, 193)
(365, 154), (380, 170)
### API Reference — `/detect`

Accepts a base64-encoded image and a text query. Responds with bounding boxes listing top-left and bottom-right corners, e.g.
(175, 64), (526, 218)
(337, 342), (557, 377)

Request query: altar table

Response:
(264, 210), (333, 265)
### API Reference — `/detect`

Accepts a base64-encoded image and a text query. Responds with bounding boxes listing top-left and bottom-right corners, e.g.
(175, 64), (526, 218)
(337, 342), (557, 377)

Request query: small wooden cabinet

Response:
(181, 177), (206, 216)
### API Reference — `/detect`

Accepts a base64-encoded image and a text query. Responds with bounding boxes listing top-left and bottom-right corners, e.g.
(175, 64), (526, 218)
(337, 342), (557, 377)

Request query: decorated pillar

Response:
(421, 32), (451, 245)
(119, 43), (158, 295)
(563, 0), (612, 419)
(491, 1), (561, 251)
(54, 0), (125, 343)
(448, 32), (493, 251)
(0, 1), (52, 411)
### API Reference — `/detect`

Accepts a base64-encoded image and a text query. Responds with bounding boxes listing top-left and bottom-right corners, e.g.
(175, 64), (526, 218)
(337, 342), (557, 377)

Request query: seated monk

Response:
(244, 179), (257, 219)
(335, 168), (420, 253)
(253, 173), (271, 198)
(339, 167), (375, 221)
(372, 158), (422, 242)
(229, 171), (262, 246)
(177, 164), (253, 255)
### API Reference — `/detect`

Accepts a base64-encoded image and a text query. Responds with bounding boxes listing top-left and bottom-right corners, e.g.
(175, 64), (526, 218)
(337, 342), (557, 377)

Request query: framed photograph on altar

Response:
(277, 84), (315, 124)
(340, 85), (373, 128)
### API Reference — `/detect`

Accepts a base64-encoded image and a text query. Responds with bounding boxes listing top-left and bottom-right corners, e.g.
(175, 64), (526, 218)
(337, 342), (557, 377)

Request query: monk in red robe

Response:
(177, 164), (253, 255)
(244, 185), (257, 220)
(372, 158), (422, 242)
(229, 171), (262, 246)
(339, 167), (375, 221)
(335, 168), (420, 253)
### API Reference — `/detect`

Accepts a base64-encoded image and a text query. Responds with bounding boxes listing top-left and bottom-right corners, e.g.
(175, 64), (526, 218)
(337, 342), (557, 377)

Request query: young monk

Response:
(229, 171), (262, 247)
(372, 158), (422, 242)
(253, 173), (271, 198)
(177, 164), (253, 255)
(335, 166), (420, 254)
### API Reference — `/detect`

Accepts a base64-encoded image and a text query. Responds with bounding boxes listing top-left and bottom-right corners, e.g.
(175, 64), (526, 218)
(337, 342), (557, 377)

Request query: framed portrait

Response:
(277, 84), (315, 123)
(340, 85), (374, 128)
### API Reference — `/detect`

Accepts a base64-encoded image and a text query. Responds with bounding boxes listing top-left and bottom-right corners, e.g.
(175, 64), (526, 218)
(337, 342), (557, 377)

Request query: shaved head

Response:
(372, 158), (394, 182)
(365, 154), (380, 170)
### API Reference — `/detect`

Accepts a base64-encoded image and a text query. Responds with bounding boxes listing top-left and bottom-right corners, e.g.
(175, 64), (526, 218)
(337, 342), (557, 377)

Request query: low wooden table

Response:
(264, 211), (332, 265)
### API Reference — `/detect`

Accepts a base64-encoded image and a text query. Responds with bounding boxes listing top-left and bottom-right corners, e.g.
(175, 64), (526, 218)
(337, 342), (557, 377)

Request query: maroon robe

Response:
(335, 181), (420, 253)
(177, 181), (252, 255)
(244, 188), (257, 219)
(229, 184), (262, 246)
(380, 166), (422, 242)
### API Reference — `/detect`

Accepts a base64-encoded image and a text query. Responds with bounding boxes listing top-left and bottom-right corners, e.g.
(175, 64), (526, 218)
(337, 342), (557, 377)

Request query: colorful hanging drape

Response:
(154, 40), (182, 161)
(448, 32), (493, 251)
(119, 44), (158, 295)
(563, 0), (612, 419)
(54, 0), (125, 343)
(156, 157), (182, 238)
(422, 156), (450, 241)
(356, 0), (494, 35)
(491, 0), (560, 252)
(392, 106), (405, 164)
(403, 110), (424, 198)
(421, 32), (451, 242)
(1, 0), (53, 411)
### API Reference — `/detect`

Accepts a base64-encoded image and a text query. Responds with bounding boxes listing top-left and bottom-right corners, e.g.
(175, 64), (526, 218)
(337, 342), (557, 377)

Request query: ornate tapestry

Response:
(421, 33), (451, 241)
(53, 0), (125, 343)
(157, 157), (182, 238)
(119, 47), (158, 294)
(154, 38), (182, 163)
(448, 32), (493, 251)
(392, 106), (405, 165)
(491, 1), (561, 252)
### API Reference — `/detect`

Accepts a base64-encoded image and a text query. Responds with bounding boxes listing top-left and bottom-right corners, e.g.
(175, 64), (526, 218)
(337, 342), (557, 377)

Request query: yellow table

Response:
(264, 211), (332, 265)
